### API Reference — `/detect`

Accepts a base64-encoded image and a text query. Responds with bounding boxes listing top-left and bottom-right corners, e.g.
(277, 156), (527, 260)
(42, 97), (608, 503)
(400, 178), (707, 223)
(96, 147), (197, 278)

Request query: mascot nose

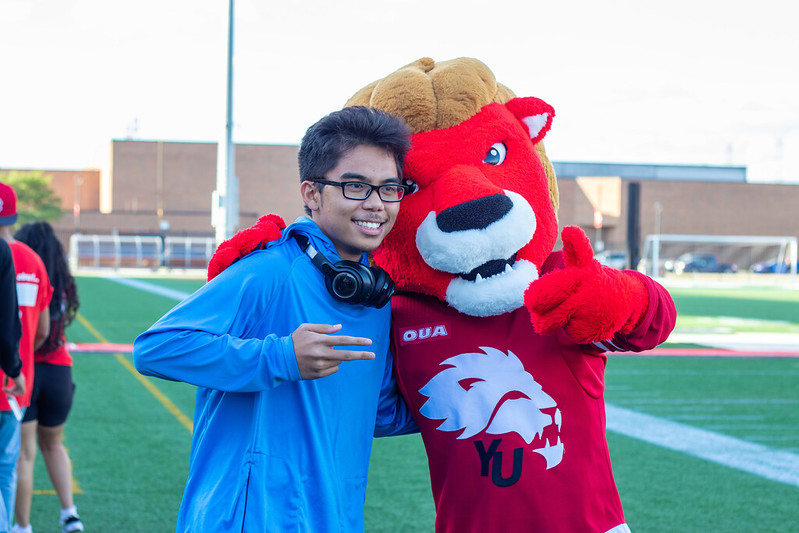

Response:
(437, 194), (513, 232)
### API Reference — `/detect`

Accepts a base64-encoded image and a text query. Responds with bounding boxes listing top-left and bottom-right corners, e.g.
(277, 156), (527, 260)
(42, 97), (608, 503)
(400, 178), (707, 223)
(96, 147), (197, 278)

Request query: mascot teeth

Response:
(463, 255), (517, 282)
(446, 259), (539, 316)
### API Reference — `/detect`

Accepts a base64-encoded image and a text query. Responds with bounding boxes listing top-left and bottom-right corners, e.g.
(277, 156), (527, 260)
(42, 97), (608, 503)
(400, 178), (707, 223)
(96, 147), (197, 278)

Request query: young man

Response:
(0, 182), (51, 532)
(133, 106), (417, 532)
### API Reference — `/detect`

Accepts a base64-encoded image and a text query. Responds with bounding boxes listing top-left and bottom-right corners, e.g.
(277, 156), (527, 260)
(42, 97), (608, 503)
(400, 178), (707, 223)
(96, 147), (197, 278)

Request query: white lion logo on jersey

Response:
(419, 346), (564, 469)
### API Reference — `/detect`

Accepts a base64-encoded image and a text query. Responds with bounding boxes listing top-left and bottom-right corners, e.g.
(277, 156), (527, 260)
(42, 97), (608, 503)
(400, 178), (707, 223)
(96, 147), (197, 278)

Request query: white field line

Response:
(606, 403), (799, 488)
(106, 276), (192, 301)
(667, 332), (799, 351)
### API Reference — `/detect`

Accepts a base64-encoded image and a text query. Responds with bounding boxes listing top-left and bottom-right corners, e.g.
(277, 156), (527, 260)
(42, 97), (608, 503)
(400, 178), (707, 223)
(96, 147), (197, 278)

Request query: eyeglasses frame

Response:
(308, 178), (409, 203)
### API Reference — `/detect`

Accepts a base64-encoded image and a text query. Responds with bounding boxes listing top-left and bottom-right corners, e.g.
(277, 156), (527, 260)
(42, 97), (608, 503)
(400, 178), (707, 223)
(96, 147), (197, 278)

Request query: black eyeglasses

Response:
(310, 178), (409, 202)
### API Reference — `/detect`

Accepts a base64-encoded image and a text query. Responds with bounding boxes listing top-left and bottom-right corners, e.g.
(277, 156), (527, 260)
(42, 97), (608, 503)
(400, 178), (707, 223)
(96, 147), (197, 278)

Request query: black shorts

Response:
(22, 363), (76, 427)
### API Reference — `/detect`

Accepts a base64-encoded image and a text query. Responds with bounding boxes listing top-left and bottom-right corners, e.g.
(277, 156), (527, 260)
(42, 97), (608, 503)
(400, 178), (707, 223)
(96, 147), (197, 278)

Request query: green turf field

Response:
(668, 286), (799, 334)
(24, 275), (796, 532)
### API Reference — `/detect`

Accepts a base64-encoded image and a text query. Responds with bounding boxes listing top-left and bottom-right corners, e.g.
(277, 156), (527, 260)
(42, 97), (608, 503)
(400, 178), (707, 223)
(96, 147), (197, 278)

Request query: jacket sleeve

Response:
(133, 257), (302, 392)
(0, 242), (22, 378)
(593, 271), (677, 353)
(373, 347), (419, 437)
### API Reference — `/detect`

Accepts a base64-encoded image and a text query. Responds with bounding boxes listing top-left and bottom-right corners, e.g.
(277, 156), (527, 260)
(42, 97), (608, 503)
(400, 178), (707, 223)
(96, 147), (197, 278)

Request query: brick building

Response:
(3, 139), (798, 270)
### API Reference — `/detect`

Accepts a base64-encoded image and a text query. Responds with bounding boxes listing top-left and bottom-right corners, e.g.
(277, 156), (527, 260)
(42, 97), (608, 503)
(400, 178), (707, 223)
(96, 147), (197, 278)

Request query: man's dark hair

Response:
(298, 106), (411, 215)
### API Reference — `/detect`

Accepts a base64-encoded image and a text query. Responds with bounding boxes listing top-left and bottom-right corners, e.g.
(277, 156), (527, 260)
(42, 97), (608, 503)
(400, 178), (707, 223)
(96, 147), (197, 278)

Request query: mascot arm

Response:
(606, 270), (676, 352)
(525, 226), (655, 345)
(207, 214), (286, 281)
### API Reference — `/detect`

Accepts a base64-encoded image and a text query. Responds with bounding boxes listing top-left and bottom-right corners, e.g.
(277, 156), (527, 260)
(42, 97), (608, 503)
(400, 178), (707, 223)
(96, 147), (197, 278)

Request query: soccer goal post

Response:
(639, 234), (798, 281)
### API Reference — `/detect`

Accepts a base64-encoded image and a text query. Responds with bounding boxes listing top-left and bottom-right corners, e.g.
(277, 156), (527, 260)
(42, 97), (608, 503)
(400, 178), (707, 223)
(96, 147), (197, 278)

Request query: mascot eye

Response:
(403, 179), (419, 195)
(483, 143), (507, 166)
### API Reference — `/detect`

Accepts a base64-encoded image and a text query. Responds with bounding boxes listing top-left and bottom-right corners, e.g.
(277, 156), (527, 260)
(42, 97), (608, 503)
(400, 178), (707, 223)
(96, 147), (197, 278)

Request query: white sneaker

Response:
(10, 524), (33, 533)
(60, 513), (84, 533)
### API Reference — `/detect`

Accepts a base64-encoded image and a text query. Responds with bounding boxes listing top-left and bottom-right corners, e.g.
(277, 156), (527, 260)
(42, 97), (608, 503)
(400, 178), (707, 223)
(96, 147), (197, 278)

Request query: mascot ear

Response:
(505, 97), (555, 145)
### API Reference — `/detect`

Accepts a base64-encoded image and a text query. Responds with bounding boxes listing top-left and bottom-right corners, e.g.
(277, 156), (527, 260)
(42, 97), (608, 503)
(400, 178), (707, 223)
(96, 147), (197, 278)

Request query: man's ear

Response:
(300, 181), (321, 213)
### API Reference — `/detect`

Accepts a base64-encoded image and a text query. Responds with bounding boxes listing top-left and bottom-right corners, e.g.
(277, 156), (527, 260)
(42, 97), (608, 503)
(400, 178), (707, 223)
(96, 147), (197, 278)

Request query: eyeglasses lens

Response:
(342, 183), (404, 202)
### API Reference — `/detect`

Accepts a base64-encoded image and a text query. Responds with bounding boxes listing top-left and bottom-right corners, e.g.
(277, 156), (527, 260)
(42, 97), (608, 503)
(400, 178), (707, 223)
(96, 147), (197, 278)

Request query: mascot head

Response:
(346, 57), (559, 317)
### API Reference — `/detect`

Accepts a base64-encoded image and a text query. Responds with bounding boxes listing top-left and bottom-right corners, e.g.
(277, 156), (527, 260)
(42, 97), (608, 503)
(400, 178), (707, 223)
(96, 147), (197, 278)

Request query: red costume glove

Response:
(524, 226), (649, 344)
(207, 214), (286, 281)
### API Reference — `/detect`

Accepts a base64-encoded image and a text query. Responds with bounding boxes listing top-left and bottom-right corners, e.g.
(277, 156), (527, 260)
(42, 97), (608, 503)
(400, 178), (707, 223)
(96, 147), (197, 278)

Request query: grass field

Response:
(667, 286), (799, 334)
(23, 274), (798, 532)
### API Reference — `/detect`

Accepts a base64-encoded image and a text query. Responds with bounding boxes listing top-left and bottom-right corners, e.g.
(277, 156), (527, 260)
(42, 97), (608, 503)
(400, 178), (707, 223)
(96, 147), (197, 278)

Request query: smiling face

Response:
(301, 144), (402, 261)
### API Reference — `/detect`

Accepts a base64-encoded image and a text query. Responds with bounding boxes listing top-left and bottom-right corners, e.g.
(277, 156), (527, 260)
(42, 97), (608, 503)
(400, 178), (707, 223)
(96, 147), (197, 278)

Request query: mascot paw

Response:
(207, 214), (286, 281)
(524, 226), (649, 343)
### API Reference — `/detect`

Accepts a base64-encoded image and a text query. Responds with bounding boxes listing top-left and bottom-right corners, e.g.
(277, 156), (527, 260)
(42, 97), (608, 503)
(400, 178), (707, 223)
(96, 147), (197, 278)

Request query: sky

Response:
(2, 0), (798, 183)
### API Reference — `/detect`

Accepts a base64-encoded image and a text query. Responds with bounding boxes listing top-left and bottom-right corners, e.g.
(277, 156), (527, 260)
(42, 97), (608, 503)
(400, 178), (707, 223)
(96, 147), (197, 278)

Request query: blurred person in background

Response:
(0, 237), (26, 532)
(0, 183), (51, 533)
(0, 238), (24, 392)
(12, 221), (83, 533)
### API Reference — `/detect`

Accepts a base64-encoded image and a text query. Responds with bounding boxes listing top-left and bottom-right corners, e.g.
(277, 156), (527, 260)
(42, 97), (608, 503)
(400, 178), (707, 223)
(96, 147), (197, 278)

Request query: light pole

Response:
(213, 0), (239, 245)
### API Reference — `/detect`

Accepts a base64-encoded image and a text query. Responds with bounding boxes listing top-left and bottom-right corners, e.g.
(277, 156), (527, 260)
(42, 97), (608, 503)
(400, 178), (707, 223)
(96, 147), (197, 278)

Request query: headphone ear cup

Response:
(326, 262), (372, 303)
(364, 266), (394, 309)
(326, 262), (394, 308)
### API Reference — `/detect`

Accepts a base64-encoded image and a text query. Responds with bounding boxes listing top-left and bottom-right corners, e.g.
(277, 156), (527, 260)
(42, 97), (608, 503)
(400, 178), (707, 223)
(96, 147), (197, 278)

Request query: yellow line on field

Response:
(75, 313), (105, 344)
(34, 482), (83, 496)
(33, 486), (81, 495)
(75, 313), (193, 434)
(113, 353), (193, 433)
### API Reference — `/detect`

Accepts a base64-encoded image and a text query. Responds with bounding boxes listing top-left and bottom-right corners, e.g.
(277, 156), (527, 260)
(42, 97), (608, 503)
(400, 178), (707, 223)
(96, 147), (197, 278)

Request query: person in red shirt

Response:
(13, 221), (84, 533)
(0, 183), (51, 533)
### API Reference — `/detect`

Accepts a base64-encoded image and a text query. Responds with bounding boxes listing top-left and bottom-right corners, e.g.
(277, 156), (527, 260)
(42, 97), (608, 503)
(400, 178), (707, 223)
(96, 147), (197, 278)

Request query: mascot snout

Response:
(414, 187), (539, 317)
(437, 194), (512, 232)
(416, 190), (536, 276)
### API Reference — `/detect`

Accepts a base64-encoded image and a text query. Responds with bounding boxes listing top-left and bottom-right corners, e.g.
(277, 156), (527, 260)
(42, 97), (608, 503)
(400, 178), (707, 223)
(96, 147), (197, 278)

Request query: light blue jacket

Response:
(133, 217), (417, 532)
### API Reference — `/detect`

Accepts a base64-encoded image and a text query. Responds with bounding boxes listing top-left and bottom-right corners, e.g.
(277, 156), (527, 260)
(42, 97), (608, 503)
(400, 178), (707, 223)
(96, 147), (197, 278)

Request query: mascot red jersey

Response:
(211, 57), (676, 533)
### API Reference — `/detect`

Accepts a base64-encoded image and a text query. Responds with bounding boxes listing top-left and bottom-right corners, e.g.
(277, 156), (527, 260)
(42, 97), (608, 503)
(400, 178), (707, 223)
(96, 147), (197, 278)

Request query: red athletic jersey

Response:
(35, 337), (72, 366)
(390, 263), (675, 533)
(6, 241), (52, 409)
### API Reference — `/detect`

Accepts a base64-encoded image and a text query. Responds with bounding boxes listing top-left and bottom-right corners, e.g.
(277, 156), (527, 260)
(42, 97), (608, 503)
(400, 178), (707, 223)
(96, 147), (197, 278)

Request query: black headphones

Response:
(293, 233), (395, 308)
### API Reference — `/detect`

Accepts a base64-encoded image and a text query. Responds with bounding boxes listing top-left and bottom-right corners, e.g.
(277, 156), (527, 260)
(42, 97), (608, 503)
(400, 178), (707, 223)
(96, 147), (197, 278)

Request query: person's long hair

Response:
(14, 221), (79, 354)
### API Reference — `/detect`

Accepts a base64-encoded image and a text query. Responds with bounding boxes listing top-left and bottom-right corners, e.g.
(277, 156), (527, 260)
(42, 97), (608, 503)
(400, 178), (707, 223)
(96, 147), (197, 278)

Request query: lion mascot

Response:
(209, 57), (676, 533)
